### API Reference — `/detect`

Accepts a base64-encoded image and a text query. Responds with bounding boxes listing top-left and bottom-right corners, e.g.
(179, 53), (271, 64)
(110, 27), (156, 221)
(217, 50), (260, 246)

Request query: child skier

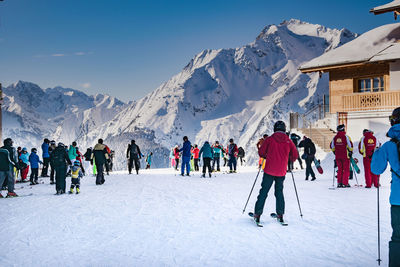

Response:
(69, 161), (83, 194)
(29, 148), (43, 185)
(146, 152), (153, 169)
(19, 147), (30, 182)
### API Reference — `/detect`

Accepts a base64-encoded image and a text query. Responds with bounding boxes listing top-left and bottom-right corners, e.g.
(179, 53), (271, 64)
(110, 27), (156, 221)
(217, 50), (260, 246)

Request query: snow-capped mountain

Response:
(86, 19), (357, 167)
(2, 81), (125, 149)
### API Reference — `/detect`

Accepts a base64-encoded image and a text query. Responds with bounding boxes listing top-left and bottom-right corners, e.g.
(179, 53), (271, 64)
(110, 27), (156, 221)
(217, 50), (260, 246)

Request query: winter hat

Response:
(98, 139), (103, 144)
(183, 136), (188, 141)
(273, 121), (286, 132)
(363, 129), (370, 134)
(22, 147), (27, 152)
(263, 134), (268, 138)
(390, 107), (400, 126)
(31, 148), (37, 153)
(58, 142), (64, 147)
(131, 140), (135, 144)
(72, 141), (77, 146)
(215, 141), (219, 144)
(337, 124), (345, 132)
(74, 161), (80, 166)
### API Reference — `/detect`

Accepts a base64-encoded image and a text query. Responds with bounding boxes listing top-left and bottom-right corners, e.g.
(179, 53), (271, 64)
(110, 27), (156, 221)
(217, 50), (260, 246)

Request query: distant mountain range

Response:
(3, 19), (357, 169)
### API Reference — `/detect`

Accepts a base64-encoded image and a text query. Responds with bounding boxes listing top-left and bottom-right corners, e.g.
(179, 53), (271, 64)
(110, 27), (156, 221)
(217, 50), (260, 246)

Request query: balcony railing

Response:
(342, 91), (400, 112)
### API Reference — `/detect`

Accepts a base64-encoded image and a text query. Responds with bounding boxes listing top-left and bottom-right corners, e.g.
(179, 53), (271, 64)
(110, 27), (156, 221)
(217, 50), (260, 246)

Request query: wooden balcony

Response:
(342, 91), (400, 112)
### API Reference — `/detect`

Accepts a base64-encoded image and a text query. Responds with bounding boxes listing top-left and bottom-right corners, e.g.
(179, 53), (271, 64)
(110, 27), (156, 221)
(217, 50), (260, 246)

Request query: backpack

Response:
(238, 147), (245, 157)
(228, 144), (236, 156)
(130, 144), (138, 156)
(51, 147), (66, 167)
(71, 167), (81, 179)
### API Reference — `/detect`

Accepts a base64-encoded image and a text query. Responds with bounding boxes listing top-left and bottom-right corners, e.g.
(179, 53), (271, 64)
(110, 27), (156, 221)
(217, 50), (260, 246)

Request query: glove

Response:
(348, 151), (353, 158)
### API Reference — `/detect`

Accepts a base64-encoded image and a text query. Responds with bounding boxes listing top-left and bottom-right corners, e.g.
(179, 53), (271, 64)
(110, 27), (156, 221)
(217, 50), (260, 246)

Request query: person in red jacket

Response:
(192, 145), (200, 171)
(330, 124), (353, 188)
(359, 129), (380, 188)
(253, 121), (298, 224)
(174, 146), (180, 171)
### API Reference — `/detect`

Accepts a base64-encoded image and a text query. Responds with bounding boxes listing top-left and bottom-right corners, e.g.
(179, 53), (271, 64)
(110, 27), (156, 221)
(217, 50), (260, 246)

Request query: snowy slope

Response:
(89, 19), (356, 168)
(2, 81), (125, 149)
(0, 163), (392, 266)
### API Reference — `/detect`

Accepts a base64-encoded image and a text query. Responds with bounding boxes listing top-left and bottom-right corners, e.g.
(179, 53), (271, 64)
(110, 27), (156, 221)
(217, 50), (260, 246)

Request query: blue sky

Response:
(0, 0), (395, 101)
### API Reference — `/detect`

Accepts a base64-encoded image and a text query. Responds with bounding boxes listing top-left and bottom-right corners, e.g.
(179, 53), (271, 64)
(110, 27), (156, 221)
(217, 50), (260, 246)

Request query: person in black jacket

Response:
(290, 133), (304, 170)
(48, 140), (56, 184)
(50, 142), (72, 194)
(0, 138), (18, 197)
(126, 140), (142, 175)
(91, 139), (109, 184)
(298, 136), (316, 181)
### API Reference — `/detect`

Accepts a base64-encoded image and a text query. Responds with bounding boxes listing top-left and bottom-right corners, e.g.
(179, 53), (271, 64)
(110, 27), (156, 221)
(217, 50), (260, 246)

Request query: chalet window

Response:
(357, 77), (384, 93)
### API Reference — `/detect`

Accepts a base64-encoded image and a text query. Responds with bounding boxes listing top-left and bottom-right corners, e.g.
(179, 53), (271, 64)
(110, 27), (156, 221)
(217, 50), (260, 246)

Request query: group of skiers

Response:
(169, 137), (245, 177)
(0, 138), (116, 196)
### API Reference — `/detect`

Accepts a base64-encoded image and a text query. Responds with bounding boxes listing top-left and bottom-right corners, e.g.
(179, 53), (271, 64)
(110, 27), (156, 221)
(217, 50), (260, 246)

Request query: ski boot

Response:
(76, 188), (80, 194)
(337, 183), (343, 188)
(6, 192), (18, 198)
(69, 188), (74, 194)
(209, 173), (212, 178)
(50, 181), (55, 185)
(311, 177), (316, 181)
(201, 174), (205, 178)
(344, 184), (351, 188)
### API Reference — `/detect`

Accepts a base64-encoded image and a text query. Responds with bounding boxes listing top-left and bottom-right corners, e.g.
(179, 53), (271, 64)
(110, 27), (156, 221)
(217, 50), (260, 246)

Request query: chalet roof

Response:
(370, 0), (400, 15)
(300, 23), (400, 72)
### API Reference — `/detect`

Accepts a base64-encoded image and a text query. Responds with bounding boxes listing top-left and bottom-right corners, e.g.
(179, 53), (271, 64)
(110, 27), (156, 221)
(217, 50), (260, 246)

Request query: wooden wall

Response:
(328, 63), (389, 113)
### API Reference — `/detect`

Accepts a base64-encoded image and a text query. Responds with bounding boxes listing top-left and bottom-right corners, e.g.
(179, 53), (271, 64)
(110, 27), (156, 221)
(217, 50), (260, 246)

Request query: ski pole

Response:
(290, 170), (303, 218)
(242, 159), (265, 214)
(353, 169), (360, 187)
(377, 177), (382, 265)
(330, 161), (336, 190)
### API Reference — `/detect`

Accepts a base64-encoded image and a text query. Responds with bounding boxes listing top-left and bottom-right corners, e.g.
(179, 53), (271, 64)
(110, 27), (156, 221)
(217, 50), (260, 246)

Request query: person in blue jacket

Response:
(29, 148), (43, 185)
(199, 141), (213, 178)
(371, 107), (400, 267)
(179, 136), (191, 176)
(41, 138), (50, 177)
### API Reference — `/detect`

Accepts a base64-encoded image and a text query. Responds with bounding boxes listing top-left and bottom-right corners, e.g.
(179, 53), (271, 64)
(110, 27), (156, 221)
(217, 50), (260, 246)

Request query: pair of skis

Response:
(248, 212), (288, 227)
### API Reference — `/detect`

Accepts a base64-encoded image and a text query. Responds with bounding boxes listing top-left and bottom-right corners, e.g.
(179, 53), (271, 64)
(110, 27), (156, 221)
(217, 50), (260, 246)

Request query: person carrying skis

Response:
(29, 148), (43, 185)
(371, 107), (400, 266)
(227, 139), (239, 173)
(179, 136), (191, 176)
(50, 142), (72, 194)
(212, 141), (223, 172)
(0, 138), (19, 198)
(330, 124), (353, 188)
(199, 141), (213, 178)
(298, 136), (316, 181)
(92, 139), (109, 184)
(126, 140), (142, 175)
(290, 133), (304, 170)
(359, 129), (380, 188)
(252, 121), (298, 224)
(192, 145), (200, 171)
(69, 161), (83, 194)
(41, 138), (50, 177)
(145, 152), (153, 169)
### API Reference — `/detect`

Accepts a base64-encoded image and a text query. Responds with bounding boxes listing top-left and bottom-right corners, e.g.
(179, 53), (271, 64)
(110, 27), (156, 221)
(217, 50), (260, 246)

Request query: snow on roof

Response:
(300, 23), (400, 72)
(371, 0), (400, 14)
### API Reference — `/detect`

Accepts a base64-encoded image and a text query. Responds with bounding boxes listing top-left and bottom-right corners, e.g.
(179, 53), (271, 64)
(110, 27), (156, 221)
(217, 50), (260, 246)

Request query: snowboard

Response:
(248, 212), (263, 227)
(313, 158), (323, 174)
(350, 157), (360, 174)
(270, 213), (288, 226)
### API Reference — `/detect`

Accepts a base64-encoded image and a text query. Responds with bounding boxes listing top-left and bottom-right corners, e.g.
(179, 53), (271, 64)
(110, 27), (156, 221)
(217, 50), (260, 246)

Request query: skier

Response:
(145, 152), (153, 169)
(83, 147), (92, 175)
(69, 161), (83, 194)
(199, 141), (213, 178)
(192, 145), (200, 171)
(68, 141), (78, 165)
(169, 148), (176, 169)
(92, 139), (109, 184)
(41, 138), (50, 177)
(371, 107), (400, 266)
(174, 146), (180, 171)
(212, 141), (223, 172)
(48, 140), (56, 184)
(252, 121), (298, 225)
(0, 138), (19, 197)
(227, 139), (239, 173)
(104, 144), (112, 175)
(19, 147), (30, 182)
(50, 142), (72, 194)
(330, 124), (353, 188)
(290, 133), (304, 170)
(28, 148), (43, 185)
(75, 147), (85, 175)
(238, 147), (245, 166)
(126, 140), (142, 175)
(298, 136), (316, 181)
(359, 129), (380, 188)
(179, 136), (191, 176)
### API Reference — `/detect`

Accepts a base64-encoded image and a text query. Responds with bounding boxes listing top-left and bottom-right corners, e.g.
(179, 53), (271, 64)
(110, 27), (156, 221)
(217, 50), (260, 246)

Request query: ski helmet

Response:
(363, 129), (370, 134)
(273, 121), (286, 132)
(22, 147), (27, 152)
(58, 142), (64, 147)
(50, 140), (56, 145)
(337, 124), (345, 132)
(390, 107), (400, 126)
(74, 161), (80, 166)
(31, 148), (37, 153)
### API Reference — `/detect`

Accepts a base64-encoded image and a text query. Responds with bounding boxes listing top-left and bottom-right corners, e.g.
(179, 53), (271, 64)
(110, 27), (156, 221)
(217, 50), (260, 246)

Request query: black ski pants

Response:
(202, 158), (212, 175)
(212, 157), (220, 171)
(50, 164), (55, 182)
(55, 165), (67, 192)
(41, 157), (50, 177)
(30, 168), (39, 183)
(228, 156), (237, 171)
(305, 157), (315, 179)
(194, 158), (199, 171)
(390, 205), (400, 267)
(128, 158), (140, 174)
(96, 163), (105, 184)
(175, 158), (180, 170)
(254, 173), (285, 216)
